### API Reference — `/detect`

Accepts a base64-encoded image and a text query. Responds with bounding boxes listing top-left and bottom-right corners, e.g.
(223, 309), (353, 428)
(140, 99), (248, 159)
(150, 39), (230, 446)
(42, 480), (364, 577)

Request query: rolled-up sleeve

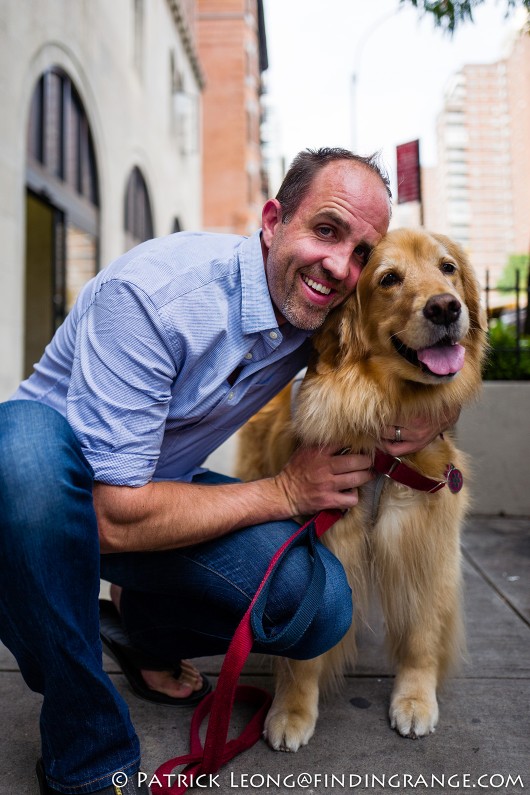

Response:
(66, 278), (178, 486)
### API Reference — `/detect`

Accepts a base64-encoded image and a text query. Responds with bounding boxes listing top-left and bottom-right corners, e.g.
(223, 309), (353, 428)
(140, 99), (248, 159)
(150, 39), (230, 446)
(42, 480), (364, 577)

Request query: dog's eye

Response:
(441, 262), (457, 274)
(380, 272), (401, 287)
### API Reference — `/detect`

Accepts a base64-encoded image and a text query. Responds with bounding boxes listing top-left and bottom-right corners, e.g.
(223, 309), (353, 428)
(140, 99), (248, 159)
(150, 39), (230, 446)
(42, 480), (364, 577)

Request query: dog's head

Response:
(314, 228), (487, 392)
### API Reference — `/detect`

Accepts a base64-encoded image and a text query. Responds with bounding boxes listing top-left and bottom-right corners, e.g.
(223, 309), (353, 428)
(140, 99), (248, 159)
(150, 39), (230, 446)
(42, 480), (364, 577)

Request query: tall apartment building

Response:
(423, 27), (530, 297)
(197, 0), (268, 234)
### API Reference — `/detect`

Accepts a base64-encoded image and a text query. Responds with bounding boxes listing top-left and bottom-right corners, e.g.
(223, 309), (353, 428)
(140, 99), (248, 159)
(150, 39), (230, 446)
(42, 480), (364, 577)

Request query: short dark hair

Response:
(275, 147), (392, 223)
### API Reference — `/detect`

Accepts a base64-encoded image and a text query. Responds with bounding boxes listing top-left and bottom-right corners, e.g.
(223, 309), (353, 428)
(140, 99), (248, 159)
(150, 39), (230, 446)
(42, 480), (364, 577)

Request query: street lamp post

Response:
(350, 9), (399, 152)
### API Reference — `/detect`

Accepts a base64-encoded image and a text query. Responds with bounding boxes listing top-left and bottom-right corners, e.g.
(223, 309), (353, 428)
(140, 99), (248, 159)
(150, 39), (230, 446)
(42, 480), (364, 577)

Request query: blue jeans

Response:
(0, 401), (352, 793)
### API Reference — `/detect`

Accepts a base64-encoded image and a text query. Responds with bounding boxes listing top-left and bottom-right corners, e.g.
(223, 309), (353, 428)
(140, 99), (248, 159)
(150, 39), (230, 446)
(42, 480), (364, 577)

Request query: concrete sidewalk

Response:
(1, 515), (528, 794)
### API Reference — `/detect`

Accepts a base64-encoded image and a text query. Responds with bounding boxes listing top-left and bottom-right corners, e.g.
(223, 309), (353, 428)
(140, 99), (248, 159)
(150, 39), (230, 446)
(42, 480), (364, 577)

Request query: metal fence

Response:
(483, 269), (530, 380)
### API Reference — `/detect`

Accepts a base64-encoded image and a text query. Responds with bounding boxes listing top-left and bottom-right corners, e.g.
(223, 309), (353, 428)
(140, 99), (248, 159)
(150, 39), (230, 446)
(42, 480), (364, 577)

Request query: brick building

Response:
(197, 0), (268, 234)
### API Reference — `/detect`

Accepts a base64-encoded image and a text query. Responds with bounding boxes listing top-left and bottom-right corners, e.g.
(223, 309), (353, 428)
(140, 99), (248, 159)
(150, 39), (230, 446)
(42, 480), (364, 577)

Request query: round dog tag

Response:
(445, 464), (463, 494)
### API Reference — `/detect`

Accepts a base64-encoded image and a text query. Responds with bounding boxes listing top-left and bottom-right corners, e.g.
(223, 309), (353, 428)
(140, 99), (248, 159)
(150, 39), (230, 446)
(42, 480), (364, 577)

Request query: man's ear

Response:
(261, 199), (283, 248)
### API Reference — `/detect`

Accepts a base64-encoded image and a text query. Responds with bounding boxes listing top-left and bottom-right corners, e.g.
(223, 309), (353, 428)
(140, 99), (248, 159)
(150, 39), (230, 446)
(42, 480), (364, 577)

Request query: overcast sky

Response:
(262, 0), (525, 188)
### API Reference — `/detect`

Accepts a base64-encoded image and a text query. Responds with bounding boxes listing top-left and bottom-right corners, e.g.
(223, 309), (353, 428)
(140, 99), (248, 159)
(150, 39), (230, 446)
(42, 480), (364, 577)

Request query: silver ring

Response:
(393, 426), (402, 443)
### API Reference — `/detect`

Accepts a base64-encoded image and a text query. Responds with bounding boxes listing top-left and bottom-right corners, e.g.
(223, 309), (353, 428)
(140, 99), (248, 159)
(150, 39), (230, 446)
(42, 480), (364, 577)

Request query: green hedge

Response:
(484, 321), (530, 380)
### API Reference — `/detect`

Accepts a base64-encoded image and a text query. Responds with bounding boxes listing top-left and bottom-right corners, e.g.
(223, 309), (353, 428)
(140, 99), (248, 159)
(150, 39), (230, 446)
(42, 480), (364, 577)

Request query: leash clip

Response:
(381, 455), (401, 479)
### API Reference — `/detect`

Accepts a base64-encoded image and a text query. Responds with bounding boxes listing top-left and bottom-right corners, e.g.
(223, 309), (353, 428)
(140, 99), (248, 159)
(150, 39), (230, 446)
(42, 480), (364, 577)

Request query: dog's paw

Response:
(389, 694), (439, 739)
(264, 706), (317, 752)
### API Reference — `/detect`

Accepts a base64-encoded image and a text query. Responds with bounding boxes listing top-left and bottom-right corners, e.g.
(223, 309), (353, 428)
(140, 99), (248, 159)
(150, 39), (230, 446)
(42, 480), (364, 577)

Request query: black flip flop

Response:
(99, 599), (212, 707)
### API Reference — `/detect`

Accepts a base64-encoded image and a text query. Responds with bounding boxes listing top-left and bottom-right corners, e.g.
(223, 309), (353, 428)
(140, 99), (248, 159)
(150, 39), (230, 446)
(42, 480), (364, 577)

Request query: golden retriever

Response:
(235, 228), (487, 752)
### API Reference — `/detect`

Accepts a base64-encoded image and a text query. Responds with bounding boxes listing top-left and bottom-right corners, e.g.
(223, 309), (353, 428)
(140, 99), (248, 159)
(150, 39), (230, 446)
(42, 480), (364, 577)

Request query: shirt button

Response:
(244, 352), (253, 360)
(228, 391), (235, 401)
(269, 331), (278, 340)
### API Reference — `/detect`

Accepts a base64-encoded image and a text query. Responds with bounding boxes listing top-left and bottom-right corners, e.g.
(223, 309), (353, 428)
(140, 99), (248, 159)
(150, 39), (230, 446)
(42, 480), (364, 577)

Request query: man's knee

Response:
(256, 542), (352, 659)
(287, 546), (352, 659)
(0, 401), (94, 545)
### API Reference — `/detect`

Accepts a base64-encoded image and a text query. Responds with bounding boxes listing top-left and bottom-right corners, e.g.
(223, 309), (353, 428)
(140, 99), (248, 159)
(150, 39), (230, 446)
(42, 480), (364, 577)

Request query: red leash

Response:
(150, 449), (461, 793)
(150, 509), (343, 795)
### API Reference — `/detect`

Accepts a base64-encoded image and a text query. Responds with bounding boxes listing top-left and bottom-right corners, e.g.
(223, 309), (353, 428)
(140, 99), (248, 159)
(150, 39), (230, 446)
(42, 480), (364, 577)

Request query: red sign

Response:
(396, 140), (421, 204)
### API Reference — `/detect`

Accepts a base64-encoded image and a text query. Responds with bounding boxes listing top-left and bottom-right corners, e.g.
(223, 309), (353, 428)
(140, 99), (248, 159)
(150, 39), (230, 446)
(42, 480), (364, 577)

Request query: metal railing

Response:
(483, 269), (530, 380)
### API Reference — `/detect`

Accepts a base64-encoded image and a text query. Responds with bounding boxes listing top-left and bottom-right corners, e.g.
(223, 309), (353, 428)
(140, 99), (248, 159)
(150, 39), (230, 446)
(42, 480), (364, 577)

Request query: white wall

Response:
(0, 0), (202, 399)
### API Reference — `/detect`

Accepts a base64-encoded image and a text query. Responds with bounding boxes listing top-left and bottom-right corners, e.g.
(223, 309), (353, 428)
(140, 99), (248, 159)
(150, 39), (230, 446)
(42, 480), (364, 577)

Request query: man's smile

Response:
(299, 272), (339, 307)
(301, 275), (332, 296)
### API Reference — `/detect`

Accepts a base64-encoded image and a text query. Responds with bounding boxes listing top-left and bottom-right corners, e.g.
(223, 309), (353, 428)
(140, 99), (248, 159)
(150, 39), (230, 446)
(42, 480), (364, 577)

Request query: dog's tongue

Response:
(417, 343), (466, 375)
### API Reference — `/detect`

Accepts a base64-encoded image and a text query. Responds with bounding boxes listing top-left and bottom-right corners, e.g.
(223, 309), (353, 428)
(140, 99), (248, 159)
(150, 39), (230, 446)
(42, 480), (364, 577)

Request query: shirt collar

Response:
(239, 230), (279, 335)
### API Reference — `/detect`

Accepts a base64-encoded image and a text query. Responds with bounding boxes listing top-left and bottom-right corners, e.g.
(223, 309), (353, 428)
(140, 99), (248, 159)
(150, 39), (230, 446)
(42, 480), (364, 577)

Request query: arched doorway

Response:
(24, 67), (99, 377)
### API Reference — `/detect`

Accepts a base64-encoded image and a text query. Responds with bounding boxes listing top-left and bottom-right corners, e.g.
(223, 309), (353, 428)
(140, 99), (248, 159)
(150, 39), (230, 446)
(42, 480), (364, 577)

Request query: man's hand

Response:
(378, 405), (461, 456)
(274, 445), (374, 516)
(95, 446), (372, 552)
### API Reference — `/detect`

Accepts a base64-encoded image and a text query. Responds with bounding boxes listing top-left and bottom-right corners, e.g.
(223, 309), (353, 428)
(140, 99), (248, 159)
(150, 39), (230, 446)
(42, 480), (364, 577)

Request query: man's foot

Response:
(109, 584), (205, 701)
(141, 660), (203, 699)
(100, 591), (211, 707)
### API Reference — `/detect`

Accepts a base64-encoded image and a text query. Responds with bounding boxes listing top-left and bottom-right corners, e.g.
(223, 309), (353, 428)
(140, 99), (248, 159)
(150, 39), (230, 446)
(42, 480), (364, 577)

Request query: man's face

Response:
(261, 160), (391, 331)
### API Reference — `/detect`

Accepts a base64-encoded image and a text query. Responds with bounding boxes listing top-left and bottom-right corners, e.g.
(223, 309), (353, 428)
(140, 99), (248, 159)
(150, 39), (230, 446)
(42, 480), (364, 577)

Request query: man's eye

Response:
(353, 244), (370, 265)
(317, 225), (334, 237)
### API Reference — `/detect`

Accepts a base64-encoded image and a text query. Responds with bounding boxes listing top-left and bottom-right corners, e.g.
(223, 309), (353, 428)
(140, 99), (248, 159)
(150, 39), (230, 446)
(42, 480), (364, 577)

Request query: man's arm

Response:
(94, 409), (457, 553)
(94, 446), (374, 553)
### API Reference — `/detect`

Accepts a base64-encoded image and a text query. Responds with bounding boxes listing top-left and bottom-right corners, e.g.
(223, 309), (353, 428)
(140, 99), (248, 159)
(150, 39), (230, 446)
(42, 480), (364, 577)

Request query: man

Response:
(0, 148), (450, 794)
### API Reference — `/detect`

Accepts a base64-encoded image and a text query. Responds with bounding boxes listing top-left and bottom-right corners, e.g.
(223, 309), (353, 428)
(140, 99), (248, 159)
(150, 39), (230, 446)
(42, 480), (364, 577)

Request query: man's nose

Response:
(322, 251), (352, 281)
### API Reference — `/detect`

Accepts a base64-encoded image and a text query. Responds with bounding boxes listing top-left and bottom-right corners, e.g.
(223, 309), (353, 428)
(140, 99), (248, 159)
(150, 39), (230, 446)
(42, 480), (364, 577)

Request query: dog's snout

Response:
(423, 294), (461, 326)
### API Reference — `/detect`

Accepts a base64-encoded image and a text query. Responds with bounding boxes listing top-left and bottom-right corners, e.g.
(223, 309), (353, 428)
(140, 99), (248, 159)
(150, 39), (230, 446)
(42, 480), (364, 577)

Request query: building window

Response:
(124, 166), (154, 249)
(25, 67), (100, 376)
(27, 68), (99, 206)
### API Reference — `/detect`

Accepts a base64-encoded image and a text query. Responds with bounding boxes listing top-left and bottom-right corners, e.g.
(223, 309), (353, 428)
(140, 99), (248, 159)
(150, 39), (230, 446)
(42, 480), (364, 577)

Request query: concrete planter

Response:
(457, 381), (530, 516)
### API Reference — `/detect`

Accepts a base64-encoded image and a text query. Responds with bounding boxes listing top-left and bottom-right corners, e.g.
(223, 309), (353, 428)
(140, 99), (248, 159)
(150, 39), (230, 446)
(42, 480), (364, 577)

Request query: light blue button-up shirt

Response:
(14, 231), (311, 486)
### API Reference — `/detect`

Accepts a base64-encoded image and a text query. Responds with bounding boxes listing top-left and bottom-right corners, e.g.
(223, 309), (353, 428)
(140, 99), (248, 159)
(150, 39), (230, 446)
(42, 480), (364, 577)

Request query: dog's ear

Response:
(310, 308), (342, 371)
(431, 233), (487, 333)
(311, 292), (369, 372)
(338, 292), (371, 356)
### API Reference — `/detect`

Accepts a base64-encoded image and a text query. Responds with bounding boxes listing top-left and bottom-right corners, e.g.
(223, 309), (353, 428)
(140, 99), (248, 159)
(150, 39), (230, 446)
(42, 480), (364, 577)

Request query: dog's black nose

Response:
(423, 293), (461, 326)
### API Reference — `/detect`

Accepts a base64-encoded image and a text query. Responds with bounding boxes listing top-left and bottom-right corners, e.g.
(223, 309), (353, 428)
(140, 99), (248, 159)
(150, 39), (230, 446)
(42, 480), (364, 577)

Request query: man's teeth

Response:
(302, 275), (331, 295)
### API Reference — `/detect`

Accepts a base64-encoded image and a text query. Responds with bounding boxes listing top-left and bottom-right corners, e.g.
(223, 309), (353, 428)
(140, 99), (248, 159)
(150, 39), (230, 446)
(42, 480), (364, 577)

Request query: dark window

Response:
(27, 77), (44, 163)
(124, 166), (154, 247)
(26, 67), (99, 207)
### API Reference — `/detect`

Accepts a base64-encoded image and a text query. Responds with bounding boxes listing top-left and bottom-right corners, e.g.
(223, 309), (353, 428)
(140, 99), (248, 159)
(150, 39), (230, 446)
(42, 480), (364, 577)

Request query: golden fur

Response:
(236, 228), (487, 752)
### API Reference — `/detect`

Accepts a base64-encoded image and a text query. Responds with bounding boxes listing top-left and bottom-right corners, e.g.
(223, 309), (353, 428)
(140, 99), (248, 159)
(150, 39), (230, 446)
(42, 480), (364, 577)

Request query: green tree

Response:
(495, 254), (530, 339)
(497, 254), (530, 292)
(400, 0), (530, 33)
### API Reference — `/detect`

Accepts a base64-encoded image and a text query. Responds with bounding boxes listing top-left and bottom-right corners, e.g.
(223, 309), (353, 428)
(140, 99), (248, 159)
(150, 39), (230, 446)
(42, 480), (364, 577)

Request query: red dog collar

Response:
(373, 451), (463, 494)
